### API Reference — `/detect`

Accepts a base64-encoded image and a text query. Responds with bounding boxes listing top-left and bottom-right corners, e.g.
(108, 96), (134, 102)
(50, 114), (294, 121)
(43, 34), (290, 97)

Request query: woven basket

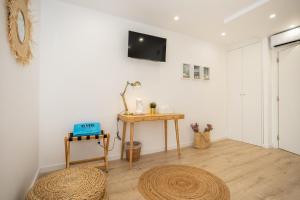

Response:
(125, 141), (142, 162)
(194, 131), (211, 149)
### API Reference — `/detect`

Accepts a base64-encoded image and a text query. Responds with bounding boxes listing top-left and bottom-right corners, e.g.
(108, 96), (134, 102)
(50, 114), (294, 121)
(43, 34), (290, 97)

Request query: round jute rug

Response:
(138, 165), (230, 200)
(26, 167), (107, 200)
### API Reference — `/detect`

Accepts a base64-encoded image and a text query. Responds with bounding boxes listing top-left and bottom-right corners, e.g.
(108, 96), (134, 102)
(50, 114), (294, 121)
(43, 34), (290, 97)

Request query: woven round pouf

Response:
(138, 165), (230, 200)
(26, 167), (107, 200)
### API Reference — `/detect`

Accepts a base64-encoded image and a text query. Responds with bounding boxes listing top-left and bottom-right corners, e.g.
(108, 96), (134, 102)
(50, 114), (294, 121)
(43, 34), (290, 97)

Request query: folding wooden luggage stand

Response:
(64, 132), (110, 171)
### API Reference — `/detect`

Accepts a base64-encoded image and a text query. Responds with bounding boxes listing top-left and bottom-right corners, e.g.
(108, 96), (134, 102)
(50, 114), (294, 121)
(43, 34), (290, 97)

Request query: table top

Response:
(118, 113), (184, 123)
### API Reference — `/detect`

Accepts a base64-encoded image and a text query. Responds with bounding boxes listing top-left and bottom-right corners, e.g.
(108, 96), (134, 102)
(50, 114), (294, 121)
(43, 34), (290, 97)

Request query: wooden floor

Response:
(103, 139), (300, 200)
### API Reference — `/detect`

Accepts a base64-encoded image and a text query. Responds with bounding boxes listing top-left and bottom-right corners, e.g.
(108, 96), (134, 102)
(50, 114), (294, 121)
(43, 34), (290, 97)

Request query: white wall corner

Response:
(26, 167), (40, 196)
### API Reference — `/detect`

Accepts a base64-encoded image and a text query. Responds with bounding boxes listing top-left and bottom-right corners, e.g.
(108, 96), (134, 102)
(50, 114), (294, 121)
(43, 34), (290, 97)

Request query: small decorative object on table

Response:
(149, 102), (157, 114)
(135, 98), (144, 114)
(191, 123), (213, 149)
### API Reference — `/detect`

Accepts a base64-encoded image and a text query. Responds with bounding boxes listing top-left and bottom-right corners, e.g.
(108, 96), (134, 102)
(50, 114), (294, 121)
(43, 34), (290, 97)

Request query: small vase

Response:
(150, 108), (156, 114)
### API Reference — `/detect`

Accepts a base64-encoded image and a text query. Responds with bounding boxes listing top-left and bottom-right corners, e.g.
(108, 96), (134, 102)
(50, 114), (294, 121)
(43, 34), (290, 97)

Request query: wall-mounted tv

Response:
(128, 31), (167, 62)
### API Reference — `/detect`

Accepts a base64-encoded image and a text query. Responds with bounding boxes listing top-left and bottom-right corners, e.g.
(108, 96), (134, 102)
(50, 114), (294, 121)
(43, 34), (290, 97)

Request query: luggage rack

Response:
(64, 131), (110, 171)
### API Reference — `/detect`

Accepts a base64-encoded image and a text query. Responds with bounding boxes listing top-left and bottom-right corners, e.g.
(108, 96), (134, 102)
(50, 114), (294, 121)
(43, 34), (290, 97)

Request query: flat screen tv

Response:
(128, 31), (167, 62)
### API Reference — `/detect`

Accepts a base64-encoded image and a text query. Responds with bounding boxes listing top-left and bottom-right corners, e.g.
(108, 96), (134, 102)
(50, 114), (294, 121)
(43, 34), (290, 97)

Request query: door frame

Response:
(272, 42), (300, 149)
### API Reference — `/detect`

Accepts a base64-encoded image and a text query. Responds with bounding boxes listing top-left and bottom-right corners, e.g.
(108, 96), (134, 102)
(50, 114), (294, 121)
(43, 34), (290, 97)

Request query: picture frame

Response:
(203, 67), (210, 80)
(182, 63), (191, 79)
(193, 65), (201, 80)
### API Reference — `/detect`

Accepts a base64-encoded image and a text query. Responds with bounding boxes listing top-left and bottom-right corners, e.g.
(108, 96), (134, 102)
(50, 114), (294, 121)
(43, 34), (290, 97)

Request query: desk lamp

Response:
(120, 81), (141, 115)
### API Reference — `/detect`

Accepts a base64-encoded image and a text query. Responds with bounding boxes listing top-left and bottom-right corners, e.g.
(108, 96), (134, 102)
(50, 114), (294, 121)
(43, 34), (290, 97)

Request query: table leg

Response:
(174, 119), (181, 158)
(66, 140), (70, 168)
(164, 120), (168, 152)
(64, 138), (68, 168)
(103, 134), (110, 172)
(121, 122), (127, 160)
(129, 123), (134, 169)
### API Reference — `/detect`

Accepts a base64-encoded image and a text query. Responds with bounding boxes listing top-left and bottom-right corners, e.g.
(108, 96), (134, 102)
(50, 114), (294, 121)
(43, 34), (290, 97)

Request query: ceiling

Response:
(61, 0), (300, 46)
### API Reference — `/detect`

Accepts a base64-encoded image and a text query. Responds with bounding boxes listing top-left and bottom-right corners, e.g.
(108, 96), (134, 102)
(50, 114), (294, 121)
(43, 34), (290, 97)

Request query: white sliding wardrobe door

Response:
(227, 49), (243, 141)
(242, 43), (263, 146)
(279, 44), (300, 155)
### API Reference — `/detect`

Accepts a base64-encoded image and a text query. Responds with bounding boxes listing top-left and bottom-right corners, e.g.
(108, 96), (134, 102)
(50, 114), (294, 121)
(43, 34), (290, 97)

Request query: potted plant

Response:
(149, 102), (157, 114)
(191, 123), (213, 149)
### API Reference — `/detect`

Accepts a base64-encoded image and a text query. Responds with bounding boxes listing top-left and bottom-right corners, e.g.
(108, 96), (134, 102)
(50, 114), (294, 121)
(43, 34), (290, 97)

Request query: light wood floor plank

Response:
(41, 139), (300, 200)
(105, 139), (300, 200)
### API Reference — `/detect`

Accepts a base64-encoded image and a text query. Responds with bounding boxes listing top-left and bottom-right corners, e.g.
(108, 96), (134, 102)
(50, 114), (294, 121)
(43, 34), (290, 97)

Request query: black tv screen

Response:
(128, 31), (167, 62)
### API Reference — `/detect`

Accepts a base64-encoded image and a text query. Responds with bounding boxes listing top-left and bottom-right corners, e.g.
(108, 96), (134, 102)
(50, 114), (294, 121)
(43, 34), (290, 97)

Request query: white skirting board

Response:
(38, 137), (227, 174)
(38, 141), (194, 174)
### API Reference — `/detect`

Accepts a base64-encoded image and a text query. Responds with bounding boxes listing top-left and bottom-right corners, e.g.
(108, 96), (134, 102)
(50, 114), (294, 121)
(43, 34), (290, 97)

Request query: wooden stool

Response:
(64, 131), (110, 171)
(26, 167), (107, 200)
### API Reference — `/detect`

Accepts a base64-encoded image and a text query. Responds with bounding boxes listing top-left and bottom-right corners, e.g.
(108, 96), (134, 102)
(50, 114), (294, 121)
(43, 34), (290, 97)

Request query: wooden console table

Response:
(118, 113), (185, 169)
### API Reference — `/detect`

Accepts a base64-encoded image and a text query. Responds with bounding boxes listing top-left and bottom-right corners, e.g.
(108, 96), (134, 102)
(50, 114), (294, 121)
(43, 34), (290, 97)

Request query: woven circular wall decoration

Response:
(26, 167), (107, 200)
(7, 0), (32, 64)
(138, 165), (230, 200)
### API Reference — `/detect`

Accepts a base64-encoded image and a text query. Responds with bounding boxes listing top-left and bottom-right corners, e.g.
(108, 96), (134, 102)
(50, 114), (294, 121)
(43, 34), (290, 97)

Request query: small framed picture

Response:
(203, 67), (210, 80)
(193, 65), (201, 80)
(182, 64), (191, 79)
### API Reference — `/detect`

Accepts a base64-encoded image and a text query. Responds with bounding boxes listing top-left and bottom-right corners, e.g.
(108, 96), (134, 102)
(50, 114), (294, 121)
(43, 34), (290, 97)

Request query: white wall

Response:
(0, 0), (40, 199)
(39, 0), (227, 171)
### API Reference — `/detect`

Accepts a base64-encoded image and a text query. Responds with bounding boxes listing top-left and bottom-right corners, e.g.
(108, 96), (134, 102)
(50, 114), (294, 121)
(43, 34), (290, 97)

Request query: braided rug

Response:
(26, 167), (107, 200)
(138, 165), (230, 200)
